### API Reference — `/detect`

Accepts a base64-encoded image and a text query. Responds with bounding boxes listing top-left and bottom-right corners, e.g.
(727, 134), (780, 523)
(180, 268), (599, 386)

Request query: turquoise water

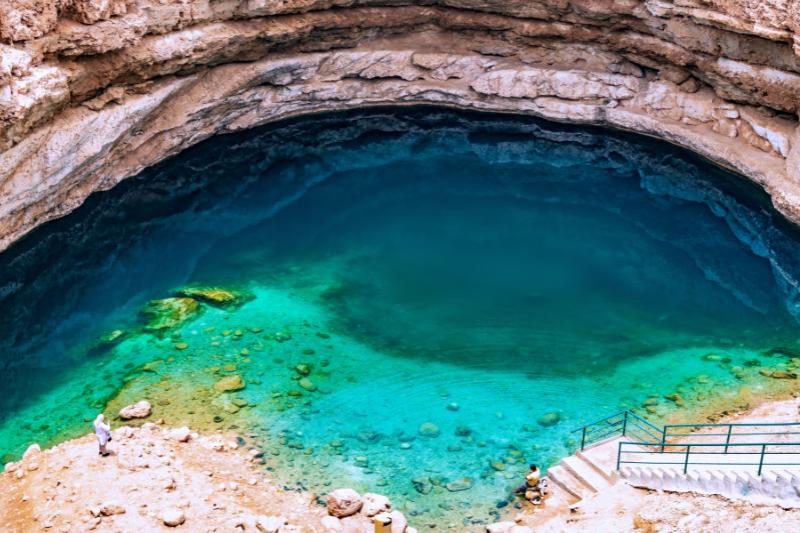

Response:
(2, 109), (800, 527)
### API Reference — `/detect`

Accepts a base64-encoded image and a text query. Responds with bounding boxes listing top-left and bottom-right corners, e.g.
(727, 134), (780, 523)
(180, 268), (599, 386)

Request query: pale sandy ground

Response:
(0, 422), (385, 533)
(4, 399), (800, 532)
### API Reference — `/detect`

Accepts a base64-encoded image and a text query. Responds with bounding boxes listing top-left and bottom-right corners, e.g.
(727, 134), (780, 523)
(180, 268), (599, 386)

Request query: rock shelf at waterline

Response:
(2, 109), (800, 527)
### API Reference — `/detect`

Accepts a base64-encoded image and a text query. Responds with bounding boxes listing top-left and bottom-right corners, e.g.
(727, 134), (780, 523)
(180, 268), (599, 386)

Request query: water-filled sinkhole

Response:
(2, 108), (800, 524)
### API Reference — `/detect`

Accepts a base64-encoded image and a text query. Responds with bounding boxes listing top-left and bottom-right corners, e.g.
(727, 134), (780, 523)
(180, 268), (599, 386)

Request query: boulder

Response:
(119, 400), (152, 419)
(214, 374), (246, 392)
(140, 297), (201, 333)
(168, 427), (192, 442)
(175, 287), (253, 309)
(326, 488), (362, 518)
(255, 515), (287, 532)
(22, 444), (40, 460)
(537, 412), (561, 427)
(361, 493), (391, 517)
(160, 507), (186, 527)
(390, 510), (408, 533)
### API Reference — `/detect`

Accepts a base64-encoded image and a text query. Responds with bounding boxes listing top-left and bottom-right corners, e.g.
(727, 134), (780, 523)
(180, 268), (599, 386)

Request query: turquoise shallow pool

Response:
(2, 108), (800, 526)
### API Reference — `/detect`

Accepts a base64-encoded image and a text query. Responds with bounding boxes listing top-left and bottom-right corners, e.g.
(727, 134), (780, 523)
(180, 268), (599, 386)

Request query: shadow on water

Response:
(1, 106), (800, 456)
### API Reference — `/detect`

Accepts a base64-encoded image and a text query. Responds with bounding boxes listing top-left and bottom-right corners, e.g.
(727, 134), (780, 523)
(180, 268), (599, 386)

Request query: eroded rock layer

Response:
(2, 0), (800, 249)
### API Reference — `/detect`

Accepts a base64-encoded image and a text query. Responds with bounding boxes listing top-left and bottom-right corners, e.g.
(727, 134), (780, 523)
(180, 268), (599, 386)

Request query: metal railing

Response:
(571, 410), (662, 451)
(617, 440), (800, 475)
(570, 411), (800, 476)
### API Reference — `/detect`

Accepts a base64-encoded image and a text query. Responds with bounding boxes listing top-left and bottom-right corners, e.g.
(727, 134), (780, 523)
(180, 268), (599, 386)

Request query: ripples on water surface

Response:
(2, 108), (800, 526)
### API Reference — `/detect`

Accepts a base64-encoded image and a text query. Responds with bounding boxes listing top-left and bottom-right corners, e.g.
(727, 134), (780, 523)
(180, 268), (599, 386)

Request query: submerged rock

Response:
(412, 476), (432, 494)
(215, 374), (246, 392)
(537, 412), (561, 427)
(140, 297), (201, 334)
(119, 400), (152, 420)
(299, 378), (317, 391)
(175, 287), (253, 309)
(445, 477), (474, 492)
(418, 422), (440, 438)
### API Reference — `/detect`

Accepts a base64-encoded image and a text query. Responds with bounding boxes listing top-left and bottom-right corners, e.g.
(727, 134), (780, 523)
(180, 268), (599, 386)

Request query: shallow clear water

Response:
(2, 109), (800, 527)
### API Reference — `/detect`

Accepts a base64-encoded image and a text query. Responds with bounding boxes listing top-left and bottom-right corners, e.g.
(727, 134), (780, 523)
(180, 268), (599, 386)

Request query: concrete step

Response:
(547, 465), (592, 500)
(562, 455), (610, 493)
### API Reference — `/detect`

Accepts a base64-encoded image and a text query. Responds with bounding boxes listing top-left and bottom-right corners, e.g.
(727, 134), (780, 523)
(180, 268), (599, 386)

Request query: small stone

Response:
(223, 364), (237, 372)
(168, 427), (192, 442)
(412, 476), (432, 494)
(214, 374), (246, 392)
(537, 412), (561, 427)
(98, 502), (126, 516)
(295, 363), (311, 376)
(455, 426), (472, 437)
(326, 488), (362, 518)
(159, 507), (186, 527)
(446, 402), (460, 411)
(418, 422), (440, 438)
(490, 460), (506, 471)
(119, 400), (152, 420)
(274, 331), (292, 342)
(299, 378), (317, 391)
(174, 343), (189, 350)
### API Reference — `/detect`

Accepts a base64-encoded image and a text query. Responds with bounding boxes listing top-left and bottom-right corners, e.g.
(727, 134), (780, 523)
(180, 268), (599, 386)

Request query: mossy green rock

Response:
(140, 297), (201, 333)
(175, 287), (253, 309)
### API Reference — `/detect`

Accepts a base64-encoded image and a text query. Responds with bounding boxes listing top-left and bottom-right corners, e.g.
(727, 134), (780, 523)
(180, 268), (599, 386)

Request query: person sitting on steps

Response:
(520, 464), (548, 505)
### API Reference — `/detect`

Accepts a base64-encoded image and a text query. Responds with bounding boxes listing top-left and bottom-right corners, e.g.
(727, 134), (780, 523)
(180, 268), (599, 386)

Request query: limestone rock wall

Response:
(1, 0), (800, 250)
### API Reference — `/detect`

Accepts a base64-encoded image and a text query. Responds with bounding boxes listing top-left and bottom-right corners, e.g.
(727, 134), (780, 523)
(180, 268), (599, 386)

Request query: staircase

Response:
(549, 410), (800, 507)
(547, 436), (623, 500)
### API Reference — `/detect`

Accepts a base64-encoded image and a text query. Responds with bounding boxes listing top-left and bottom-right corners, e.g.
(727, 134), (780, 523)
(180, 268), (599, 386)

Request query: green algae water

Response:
(2, 108), (800, 527)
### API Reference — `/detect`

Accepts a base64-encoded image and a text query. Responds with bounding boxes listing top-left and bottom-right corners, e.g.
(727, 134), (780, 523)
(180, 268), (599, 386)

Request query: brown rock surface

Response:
(1, 1), (800, 250)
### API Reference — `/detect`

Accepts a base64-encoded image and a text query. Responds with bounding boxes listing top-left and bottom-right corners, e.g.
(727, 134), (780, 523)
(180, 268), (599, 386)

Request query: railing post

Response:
(622, 411), (629, 437)
(581, 426), (587, 450)
(660, 426), (666, 453)
(616, 440), (622, 471)
(683, 445), (691, 475)
(758, 444), (766, 476)
(724, 425), (733, 453)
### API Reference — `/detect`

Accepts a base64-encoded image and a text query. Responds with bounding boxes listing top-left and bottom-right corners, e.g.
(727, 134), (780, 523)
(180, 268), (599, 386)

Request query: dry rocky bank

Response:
(2, 1), (800, 249)
(0, 421), (418, 533)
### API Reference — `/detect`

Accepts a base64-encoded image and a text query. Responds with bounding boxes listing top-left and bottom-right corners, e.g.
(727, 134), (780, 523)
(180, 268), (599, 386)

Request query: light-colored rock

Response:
(214, 374), (246, 392)
(22, 444), (41, 460)
(361, 493), (391, 517)
(326, 488), (362, 518)
(97, 502), (126, 516)
(2, 2), (800, 255)
(320, 515), (342, 530)
(255, 515), (287, 533)
(486, 522), (515, 533)
(390, 510), (408, 533)
(160, 507), (186, 527)
(119, 400), (152, 420)
(168, 427), (192, 442)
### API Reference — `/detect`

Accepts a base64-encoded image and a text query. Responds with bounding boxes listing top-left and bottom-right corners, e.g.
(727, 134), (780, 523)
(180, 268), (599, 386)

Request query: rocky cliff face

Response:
(2, 0), (800, 250)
